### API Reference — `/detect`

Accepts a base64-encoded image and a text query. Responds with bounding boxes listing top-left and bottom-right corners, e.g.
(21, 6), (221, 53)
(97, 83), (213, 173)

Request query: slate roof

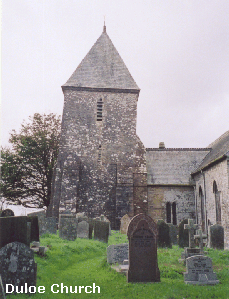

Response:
(146, 148), (210, 185)
(192, 130), (229, 174)
(62, 26), (139, 91)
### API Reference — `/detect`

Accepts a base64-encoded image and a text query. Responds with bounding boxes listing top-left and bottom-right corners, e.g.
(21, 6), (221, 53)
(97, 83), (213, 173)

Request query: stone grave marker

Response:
(184, 255), (219, 285)
(180, 219), (200, 262)
(27, 210), (46, 236)
(209, 225), (224, 250)
(0, 242), (37, 293)
(43, 217), (57, 235)
(107, 243), (128, 264)
(77, 220), (89, 239)
(127, 213), (160, 283)
(178, 219), (189, 248)
(27, 216), (39, 242)
(59, 217), (78, 241)
(0, 216), (29, 249)
(94, 220), (109, 243)
(168, 224), (178, 245)
(120, 214), (131, 234)
(157, 220), (172, 248)
(194, 229), (207, 254)
(0, 209), (14, 217)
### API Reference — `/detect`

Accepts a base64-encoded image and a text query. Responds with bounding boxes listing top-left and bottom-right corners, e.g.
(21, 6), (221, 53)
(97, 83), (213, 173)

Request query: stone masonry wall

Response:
(147, 186), (195, 224)
(194, 159), (229, 249)
(48, 89), (146, 229)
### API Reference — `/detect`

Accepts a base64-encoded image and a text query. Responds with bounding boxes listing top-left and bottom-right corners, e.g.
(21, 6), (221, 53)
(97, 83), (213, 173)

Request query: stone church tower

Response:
(47, 25), (147, 228)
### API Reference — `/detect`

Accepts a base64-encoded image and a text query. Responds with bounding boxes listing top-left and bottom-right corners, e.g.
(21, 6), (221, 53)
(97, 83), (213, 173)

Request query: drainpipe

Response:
(202, 170), (207, 233)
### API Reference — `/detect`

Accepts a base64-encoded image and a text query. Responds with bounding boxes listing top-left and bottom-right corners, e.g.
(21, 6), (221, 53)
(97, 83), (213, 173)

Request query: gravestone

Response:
(0, 209), (14, 217)
(184, 255), (219, 285)
(178, 219), (189, 248)
(27, 222), (31, 245)
(94, 220), (109, 243)
(120, 214), (131, 234)
(27, 216), (39, 242)
(209, 225), (224, 250)
(0, 242), (37, 293)
(168, 224), (178, 245)
(180, 219), (200, 262)
(157, 220), (172, 248)
(43, 217), (57, 235)
(59, 217), (78, 241)
(127, 213), (160, 283)
(77, 221), (89, 239)
(194, 229), (207, 254)
(107, 243), (128, 264)
(27, 210), (46, 236)
(0, 216), (29, 249)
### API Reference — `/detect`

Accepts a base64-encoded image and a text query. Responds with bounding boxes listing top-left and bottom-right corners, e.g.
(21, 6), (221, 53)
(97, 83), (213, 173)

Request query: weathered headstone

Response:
(184, 255), (219, 285)
(94, 220), (109, 243)
(27, 216), (39, 242)
(120, 214), (131, 234)
(209, 224), (224, 250)
(127, 213), (160, 283)
(168, 224), (178, 245)
(157, 220), (172, 248)
(27, 222), (31, 245)
(0, 209), (14, 217)
(59, 217), (78, 240)
(43, 217), (57, 235)
(194, 229), (207, 254)
(77, 221), (89, 239)
(107, 243), (128, 264)
(0, 242), (37, 293)
(0, 216), (29, 249)
(178, 219), (189, 248)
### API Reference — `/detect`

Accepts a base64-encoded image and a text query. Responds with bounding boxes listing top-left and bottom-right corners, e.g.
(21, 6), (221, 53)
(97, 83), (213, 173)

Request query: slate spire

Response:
(62, 26), (140, 91)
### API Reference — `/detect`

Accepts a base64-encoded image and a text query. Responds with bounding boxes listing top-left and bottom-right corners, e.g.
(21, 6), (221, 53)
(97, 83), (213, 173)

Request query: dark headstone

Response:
(178, 219), (189, 248)
(0, 209), (14, 217)
(94, 220), (109, 243)
(27, 222), (31, 245)
(184, 255), (219, 285)
(168, 224), (178, 245)
(27, 216), (39, 242)
(43, 217), (57, 235)
(0, 216), (29, 249)
(157, 220), (172, 248)
(209, 225), (224, 250)
(0, 242), (37, 293)
(27, 211), (46, 236)
(127, 213), (160, 283)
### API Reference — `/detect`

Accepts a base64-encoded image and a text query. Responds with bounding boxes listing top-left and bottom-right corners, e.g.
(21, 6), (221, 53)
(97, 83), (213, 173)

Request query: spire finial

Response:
(103, 16), (106, 33)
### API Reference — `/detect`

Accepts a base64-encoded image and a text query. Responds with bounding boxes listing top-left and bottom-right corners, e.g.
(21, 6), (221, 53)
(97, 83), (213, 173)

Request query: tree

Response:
(1, 113), (61, 208)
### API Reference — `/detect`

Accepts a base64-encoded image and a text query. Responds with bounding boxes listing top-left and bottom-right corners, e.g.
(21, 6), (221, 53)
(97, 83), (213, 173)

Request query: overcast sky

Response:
(2, 0), (229, 149)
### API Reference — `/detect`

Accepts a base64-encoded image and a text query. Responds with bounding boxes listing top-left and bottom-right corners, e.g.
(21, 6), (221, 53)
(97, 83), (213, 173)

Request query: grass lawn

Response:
(6, 231), (229, 299)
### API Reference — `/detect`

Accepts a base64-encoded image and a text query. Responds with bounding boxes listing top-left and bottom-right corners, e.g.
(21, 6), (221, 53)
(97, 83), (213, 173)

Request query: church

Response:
(47, 25), (229, 249)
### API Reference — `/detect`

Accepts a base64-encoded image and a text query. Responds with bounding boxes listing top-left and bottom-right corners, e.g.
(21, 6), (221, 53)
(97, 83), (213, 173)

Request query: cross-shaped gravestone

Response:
(184, 219), (198, 248)
(194, 229), (207, 254)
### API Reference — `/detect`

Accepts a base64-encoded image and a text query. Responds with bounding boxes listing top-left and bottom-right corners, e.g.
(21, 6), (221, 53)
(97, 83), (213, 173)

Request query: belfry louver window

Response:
(97, 99), (103, 121)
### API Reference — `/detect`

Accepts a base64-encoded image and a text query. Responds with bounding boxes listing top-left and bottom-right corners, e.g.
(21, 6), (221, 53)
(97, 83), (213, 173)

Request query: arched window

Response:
(166, 202), (171, 223)
(97, 98), (103, 121)
(199, 186), (205, 231)
(213, 181), (221, 224)
(172, 202), (177, 225)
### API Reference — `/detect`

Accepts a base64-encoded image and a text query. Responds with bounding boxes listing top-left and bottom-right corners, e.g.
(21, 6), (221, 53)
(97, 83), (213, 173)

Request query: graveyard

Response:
(0, 214), (228, 299)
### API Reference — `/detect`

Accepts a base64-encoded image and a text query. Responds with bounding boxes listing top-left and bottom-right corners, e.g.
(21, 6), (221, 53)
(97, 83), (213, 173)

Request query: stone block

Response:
(107, 243), (128, 264)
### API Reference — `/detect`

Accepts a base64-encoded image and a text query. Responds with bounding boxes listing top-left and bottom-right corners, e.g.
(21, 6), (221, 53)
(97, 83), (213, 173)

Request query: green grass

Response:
(6, 231), (229, 299)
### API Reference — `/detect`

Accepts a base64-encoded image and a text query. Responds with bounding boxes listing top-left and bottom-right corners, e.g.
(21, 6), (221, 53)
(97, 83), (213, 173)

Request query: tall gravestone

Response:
(59, 216), (77, 241)
(77, 221), (89, 239)
(27, 210), (46, 236)
(94, 220), (109, 243)
(209, 225), (224, 250)
(127, 213), (160, 283)
(0, 242), (37, 293)
(120, 214), (131, 234)
(178, 219), (189, 248)
(157, 220), (172, 248)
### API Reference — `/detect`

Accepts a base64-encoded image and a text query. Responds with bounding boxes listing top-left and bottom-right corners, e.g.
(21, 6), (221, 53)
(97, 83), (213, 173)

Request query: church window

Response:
(213, 181), (221, 224)
(172, 202), (177, 225)
(97, 98), (103, 121)
(98, 145), (102, 163)
(166, 202), (171, 223)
